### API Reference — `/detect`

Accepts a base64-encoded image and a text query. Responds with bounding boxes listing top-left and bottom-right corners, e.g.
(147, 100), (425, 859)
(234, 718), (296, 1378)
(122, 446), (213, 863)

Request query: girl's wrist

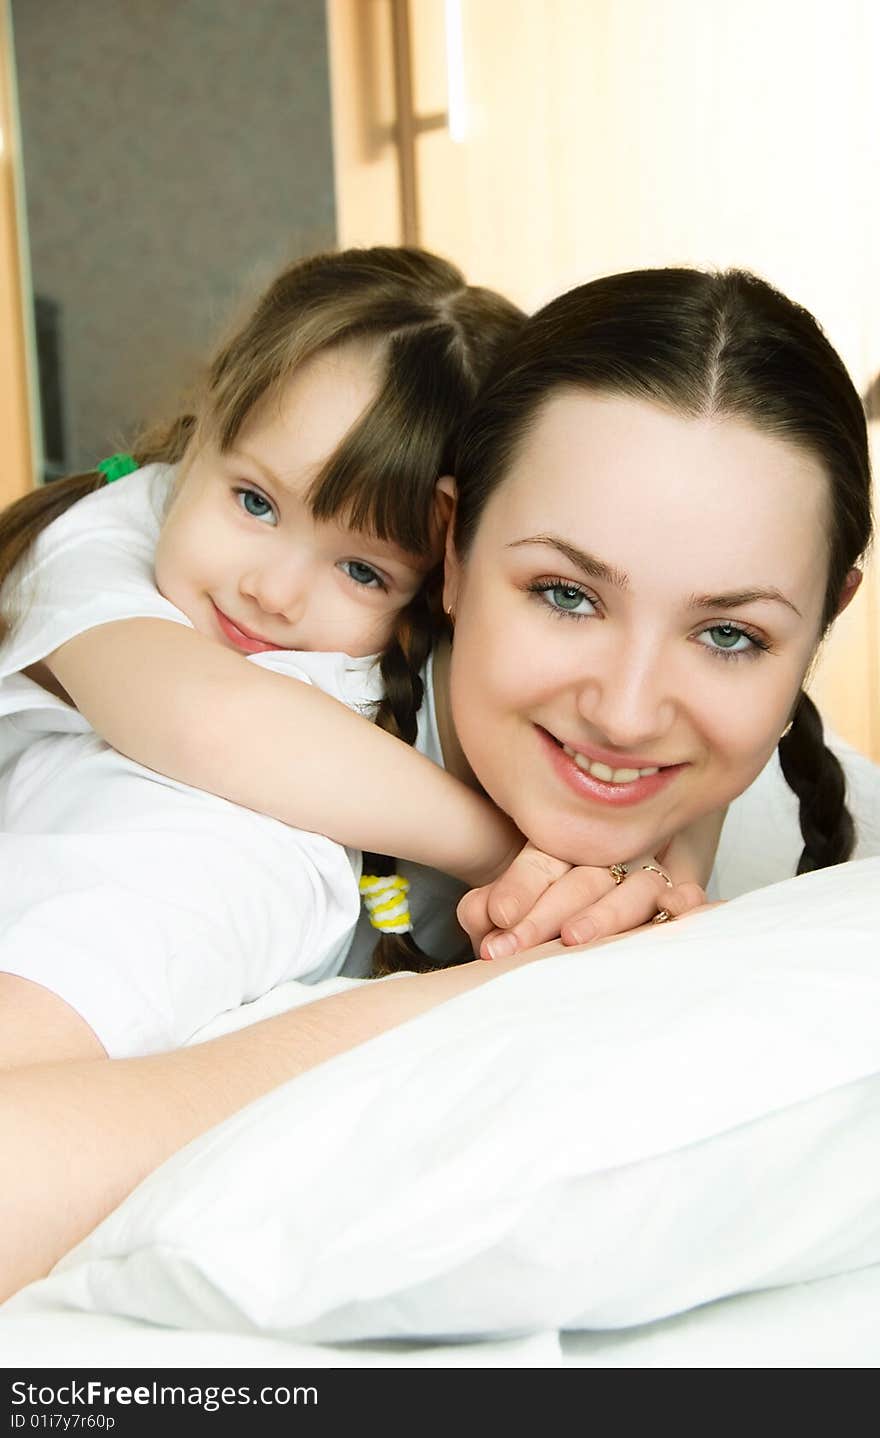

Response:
(455, 805), (523, 889)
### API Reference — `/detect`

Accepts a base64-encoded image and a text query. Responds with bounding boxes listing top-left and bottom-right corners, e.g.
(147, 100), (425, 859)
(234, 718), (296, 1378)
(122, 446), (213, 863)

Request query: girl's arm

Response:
(46, 619), (520, 887)
(0, 948), (544, 1301)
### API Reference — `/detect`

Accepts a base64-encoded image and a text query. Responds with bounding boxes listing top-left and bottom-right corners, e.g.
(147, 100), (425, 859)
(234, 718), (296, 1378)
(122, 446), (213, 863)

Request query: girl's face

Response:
(155, 342), (444, 659)
(445, 392), (832, 866)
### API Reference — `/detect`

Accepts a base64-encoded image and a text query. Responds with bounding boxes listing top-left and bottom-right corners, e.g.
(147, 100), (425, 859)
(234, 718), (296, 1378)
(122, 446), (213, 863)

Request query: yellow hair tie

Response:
(359, 873), (412, 934)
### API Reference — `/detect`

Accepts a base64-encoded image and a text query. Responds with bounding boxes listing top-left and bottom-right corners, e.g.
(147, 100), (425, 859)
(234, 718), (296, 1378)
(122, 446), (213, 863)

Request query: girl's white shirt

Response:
(0, 466), (465, 1055)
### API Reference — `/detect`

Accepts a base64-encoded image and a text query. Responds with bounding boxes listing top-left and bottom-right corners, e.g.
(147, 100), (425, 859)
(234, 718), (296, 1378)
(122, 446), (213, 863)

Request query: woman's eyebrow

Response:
(689, 588), (802, 617)
(507, 537), (802, 617)
(506, 536), (629, 588)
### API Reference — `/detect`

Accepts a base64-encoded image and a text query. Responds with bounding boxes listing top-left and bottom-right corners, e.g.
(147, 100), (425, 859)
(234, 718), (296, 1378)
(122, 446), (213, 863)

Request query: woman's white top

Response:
(0, 466), (464, 1055)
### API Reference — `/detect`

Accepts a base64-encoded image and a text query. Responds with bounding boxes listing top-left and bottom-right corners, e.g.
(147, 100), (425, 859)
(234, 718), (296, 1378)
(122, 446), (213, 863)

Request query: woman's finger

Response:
(559, 868), (683, 946)
(481, 866), (613, 959)
(456, 885), (494, 957)
(661, 881), (708, 917)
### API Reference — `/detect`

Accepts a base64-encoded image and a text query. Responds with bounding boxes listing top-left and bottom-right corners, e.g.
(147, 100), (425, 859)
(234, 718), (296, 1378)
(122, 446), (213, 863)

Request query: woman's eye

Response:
(532, 580), (597, 617)
(341, 559), (385, 590)
(235, 488), (276, 525)
(698, 623), (758, 656)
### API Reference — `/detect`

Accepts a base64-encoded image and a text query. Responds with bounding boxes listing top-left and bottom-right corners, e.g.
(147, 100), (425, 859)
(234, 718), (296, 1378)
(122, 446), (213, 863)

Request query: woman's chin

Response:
(515, 810), (660, 869)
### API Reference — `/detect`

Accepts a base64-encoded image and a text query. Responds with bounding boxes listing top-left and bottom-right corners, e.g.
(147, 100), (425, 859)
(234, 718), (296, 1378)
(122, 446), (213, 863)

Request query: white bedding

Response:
(4, 856), (880, 1368)
(3, 742), (880, 1370)
(4, 1266), (880, 1368)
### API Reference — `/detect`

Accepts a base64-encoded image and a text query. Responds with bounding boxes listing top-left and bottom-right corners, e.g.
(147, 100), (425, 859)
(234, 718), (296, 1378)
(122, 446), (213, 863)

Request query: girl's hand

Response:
(456, 808), (726, 960)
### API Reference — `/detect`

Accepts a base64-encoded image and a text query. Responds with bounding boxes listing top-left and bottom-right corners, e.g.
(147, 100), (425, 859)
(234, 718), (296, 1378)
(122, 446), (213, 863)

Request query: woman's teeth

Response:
(561, 744), (659, 784)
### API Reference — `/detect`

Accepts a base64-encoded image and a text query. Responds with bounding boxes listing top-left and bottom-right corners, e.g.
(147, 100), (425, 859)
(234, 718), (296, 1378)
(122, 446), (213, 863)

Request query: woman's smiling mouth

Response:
(537, 726), (686, 806)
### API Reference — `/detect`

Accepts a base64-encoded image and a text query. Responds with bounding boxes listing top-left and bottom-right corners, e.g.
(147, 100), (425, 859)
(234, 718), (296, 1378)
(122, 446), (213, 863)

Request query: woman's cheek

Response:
(475, 600), (572, 703)
(701, 666), (798, 780)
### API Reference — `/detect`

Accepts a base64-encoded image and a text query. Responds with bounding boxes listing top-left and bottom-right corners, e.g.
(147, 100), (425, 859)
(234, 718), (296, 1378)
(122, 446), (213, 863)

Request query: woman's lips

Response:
(537, 725), (686, 807)
(211, 602), (287, 655)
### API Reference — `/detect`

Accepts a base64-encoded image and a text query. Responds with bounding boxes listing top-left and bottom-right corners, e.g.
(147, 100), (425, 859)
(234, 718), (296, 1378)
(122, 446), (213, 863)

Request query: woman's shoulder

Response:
(416, 647), (444, 765)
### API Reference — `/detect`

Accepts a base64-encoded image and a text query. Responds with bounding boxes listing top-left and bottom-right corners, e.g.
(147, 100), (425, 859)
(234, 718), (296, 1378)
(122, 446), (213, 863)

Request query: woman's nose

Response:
(574, 641), (676, 749)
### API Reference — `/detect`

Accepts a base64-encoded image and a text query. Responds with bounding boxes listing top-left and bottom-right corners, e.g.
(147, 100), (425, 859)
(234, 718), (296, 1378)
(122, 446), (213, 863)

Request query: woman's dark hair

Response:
(453, 267), (873, 875)
(0, 245), (525, 975)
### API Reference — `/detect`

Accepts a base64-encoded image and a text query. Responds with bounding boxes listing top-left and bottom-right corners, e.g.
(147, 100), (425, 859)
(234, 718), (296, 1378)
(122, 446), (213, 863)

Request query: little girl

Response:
(0, 246), (707, 1066)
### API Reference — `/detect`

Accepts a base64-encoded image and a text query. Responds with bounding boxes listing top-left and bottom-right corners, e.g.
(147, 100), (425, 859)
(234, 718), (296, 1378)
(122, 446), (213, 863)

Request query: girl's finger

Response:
(481, 867), (613, 959)
(484, 844), (571, 930)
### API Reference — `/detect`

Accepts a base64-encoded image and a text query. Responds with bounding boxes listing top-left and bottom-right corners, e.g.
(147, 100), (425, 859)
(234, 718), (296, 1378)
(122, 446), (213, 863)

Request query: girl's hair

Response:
(453, 267), (874, 876)
(0, 245), (525, 976)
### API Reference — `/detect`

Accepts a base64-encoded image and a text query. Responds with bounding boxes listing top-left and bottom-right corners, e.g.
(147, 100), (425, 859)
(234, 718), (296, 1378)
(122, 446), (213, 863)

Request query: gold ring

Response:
(642, 862), (673, 888)
(608, 863), (629, 885)
(652, 908), (673, 924)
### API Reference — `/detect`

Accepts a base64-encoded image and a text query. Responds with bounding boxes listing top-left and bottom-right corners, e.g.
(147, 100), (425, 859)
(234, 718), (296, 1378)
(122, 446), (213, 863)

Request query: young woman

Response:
(0, 264), (870, 1301)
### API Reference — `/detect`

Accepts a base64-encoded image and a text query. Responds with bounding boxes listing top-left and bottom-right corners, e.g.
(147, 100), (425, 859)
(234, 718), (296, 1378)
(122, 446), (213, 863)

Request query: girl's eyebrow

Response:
(506, 535), (802, 617)
(228, 447), (295, 493)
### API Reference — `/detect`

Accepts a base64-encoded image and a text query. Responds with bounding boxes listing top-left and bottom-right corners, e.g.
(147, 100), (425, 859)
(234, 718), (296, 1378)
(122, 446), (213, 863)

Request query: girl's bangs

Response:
(306, 344), (457, 556)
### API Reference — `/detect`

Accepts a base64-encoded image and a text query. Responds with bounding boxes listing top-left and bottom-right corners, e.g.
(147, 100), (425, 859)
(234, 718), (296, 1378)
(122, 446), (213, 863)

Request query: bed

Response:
(2, 741), (879, 1370)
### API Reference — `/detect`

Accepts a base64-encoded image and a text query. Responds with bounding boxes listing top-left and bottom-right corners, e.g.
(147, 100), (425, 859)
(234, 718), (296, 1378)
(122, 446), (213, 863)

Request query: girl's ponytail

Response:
(0, 470), (105, 642)
(0, 412), (198, 646)
(777, 690), (855, 873)
(365, 576), (444, 977)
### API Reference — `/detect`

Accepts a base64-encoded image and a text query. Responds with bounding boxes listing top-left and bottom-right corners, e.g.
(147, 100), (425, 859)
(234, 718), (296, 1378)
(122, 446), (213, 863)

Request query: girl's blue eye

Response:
(341, 559), (385, 590)
(235, 487), (276, 525)
(532, 580), (596, 617)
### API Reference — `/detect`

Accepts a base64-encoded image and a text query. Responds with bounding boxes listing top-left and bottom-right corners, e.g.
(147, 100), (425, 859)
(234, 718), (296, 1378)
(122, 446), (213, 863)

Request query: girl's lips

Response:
(211, 602), (287, 655)
(537, 725), (686, 807)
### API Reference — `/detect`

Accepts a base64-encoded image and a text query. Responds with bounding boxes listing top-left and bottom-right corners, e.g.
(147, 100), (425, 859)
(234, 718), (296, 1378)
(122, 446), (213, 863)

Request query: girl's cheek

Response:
(153, 522), (193, 606)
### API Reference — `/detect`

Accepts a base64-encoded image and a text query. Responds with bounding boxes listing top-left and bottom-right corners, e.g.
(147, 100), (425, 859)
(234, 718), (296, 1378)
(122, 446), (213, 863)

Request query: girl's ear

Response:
(836, 568), (863, 616)
(434, 477), (461, 618)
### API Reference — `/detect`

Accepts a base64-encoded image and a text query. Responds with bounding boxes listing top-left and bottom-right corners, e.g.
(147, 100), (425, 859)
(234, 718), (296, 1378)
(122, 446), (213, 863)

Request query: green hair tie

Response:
(96, 452), (138, 483)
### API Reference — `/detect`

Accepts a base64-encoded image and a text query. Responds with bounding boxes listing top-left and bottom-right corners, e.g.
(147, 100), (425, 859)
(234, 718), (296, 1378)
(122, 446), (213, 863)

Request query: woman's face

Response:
(445, 392), (831, 866)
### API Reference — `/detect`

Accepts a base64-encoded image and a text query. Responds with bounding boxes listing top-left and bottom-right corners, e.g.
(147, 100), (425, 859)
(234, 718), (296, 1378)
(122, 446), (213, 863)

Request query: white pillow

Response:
(25, 856), (880, 1342)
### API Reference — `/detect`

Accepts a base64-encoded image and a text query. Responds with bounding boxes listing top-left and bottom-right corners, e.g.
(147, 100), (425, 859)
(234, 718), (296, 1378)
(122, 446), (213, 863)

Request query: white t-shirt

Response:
(0, 466), (465, 1055)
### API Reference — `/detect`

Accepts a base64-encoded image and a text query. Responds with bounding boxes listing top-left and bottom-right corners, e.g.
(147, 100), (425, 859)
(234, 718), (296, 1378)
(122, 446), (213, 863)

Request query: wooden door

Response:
(0, 0), (35, 507)
(328, 0), (880, 760)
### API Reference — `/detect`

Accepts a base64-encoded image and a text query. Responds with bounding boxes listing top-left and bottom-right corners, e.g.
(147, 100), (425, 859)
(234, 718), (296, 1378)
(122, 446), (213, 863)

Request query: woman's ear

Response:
(836, 567), (863, 616)
(435, 477), (461, 619)
(433, 475), (457, 533)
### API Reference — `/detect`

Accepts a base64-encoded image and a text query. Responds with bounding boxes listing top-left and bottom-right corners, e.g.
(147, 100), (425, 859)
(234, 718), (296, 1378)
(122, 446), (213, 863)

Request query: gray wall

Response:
(12, 0), (337, 472)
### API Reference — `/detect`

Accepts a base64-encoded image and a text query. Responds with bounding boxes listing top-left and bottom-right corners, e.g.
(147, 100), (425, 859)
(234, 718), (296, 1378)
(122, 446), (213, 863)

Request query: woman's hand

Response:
(456, 808), (726, 959)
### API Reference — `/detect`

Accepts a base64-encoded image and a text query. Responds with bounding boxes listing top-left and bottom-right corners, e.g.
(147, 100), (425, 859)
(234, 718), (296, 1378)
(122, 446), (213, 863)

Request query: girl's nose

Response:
(574, 640), (676, 750)
(239, 558), (310, 623)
